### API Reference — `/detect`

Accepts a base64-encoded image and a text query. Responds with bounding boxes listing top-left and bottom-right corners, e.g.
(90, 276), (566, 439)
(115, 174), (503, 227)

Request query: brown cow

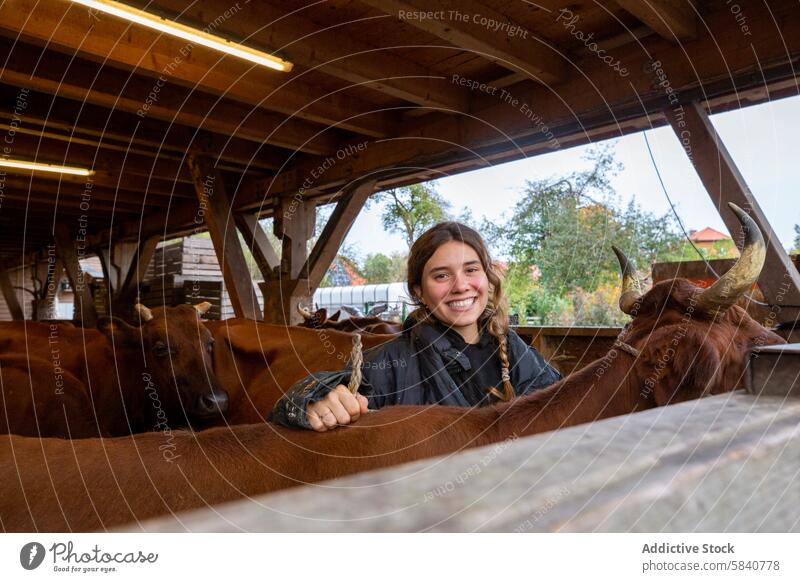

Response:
(0, 204), (782, 532)
(201, 320), (393, 425)
(0, 303), (228, 438)
(297, 306), (402, 335)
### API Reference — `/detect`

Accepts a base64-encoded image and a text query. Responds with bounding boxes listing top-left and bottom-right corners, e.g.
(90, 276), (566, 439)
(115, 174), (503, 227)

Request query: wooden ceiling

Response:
(0, 0), (798, 263)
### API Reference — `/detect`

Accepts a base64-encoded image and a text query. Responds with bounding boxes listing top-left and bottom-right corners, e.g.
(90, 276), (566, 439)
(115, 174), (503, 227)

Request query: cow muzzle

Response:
(192, 387), (230, 418)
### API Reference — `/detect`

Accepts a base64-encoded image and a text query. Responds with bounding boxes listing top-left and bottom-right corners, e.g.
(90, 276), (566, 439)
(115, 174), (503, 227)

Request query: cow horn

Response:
(695, 203), (765, 314)
(194, 301), (212, 315)
(297, 304), (313, 320)
(612, 246), (643, 315)
(135, 303), (154, 322)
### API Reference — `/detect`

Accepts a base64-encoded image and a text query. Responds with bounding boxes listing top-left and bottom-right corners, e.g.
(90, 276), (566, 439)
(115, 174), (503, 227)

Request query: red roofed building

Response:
(688, 227), (737, 257)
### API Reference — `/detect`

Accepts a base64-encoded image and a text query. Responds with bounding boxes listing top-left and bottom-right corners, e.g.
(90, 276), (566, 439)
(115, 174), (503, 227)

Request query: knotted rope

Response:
(347, 333), (363, 394)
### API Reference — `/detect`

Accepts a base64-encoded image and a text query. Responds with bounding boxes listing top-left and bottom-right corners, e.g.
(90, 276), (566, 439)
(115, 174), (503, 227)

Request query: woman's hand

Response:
(307, 384), (370, 432)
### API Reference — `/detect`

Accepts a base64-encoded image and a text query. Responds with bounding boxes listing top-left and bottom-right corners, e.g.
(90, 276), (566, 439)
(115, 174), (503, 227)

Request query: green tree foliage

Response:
(489, 147), (683, 324)
(362, 252), (407, 284)
(793, 224), (800, 252)
(377, 183), (451, 250)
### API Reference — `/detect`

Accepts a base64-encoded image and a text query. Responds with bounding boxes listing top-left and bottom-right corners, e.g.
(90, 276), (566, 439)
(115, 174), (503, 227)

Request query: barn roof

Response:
(1, 0), (798, 267)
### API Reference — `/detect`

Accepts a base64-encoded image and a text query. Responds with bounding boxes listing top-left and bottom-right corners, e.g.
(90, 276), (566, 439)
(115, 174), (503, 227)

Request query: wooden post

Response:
(262, 193), (316, 325)
(665, 102), (800, 323)
(33, 245), (61, 320)
(188, 155), (261, 320)
(305, 180), (377, 289)
(106, 237), (159, 319)
(53, 224), (98, 327)
(235, 212), (279, 281)
(0, 263), (25, 320)
(262, 180), (376, 325)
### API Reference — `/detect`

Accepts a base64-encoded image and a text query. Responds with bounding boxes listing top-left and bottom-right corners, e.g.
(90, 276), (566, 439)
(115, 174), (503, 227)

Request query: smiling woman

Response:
(270, 222), (562, 432)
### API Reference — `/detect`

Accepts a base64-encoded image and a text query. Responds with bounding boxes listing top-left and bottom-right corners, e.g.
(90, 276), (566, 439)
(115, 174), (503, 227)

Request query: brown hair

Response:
(407, 222), (515, 401)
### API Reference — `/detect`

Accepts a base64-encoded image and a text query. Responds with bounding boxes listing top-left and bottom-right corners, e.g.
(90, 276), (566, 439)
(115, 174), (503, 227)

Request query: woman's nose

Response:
(452, 273), (471, 291)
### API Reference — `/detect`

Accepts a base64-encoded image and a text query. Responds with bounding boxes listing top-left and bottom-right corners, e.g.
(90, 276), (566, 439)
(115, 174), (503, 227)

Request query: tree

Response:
(376, 183), (451, 249)
(489, 147), (682, 324)
(362, 252), (407, 284)
(794, 224), (800, 253)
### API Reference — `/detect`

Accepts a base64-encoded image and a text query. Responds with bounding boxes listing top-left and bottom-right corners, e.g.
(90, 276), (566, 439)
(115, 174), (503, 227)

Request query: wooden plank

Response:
(125, 393), (800, 532)
(359, 0), (564, 84)
(188, 156), (261, 320)
(665, 102), (800, 322)
(305, 180), (377, 290)
(53, 224), (97, 327)
(0, 0), (391, 137)
(0, 264), (25, 320)
(747, 343), (800, 397)
(615, 0), (696, 41)
(235, 212), (279, 280)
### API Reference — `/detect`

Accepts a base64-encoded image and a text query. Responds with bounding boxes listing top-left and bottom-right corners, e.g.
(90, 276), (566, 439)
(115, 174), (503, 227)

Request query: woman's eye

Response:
(434, 273), (448, 280)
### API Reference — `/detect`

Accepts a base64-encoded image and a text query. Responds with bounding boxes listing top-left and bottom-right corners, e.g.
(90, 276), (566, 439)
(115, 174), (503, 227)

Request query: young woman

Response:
(270, 222), (561, 432)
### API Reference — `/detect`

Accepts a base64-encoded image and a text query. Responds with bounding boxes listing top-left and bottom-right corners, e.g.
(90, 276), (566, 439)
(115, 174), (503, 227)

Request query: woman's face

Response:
(414, 241), (489, 342)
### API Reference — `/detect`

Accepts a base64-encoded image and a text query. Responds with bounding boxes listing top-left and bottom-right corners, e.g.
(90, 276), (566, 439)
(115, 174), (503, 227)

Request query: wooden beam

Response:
(0, 114), (282, 174)
(0, 264), (25, 320)
(306, 180), (377, 290)
(114, 238), (159, 301)
(0, 86), (288, 171)
(188, 156), (261, 320)
(33, 248), (61, 320)
(0, 0), (392, 137)
(262, 194), (316, 324)
(0, 39), (338, 156)
(53, 224), (98, 327)
(153, 0), (468, 113)
(359, 0), (564, 83)
(615, 0), (696, 42)
(665, 102), (800, 321)
(235, 213), (279, 281)
(273, 195), (316, 281)
(251, 0), (800, 200)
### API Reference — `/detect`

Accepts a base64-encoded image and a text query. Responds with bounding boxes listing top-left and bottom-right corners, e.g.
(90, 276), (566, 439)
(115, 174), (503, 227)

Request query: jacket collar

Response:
(404, 314), (493, 372)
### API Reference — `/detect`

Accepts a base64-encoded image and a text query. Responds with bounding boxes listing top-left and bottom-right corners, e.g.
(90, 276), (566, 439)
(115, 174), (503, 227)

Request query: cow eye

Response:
(207, 338), (215, 353)
(153, 341), (170, 357)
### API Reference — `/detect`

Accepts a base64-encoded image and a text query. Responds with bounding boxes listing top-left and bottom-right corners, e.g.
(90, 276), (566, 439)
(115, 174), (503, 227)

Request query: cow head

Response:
(613, 203), (785, 408)
(297, 305), (328, 328)
(98, 302), (229, 422)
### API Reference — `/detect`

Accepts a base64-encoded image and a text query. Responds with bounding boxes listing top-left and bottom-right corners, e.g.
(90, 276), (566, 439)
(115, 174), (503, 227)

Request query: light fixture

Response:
(0, 159), (93, 177)
(69, 0), (293, 72)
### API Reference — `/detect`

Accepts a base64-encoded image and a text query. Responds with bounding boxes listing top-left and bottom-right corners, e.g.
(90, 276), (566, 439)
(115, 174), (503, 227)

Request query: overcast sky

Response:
(341, 94), (800, 261)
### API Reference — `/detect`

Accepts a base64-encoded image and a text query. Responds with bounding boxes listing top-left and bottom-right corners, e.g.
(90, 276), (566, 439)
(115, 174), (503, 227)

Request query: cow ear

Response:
(97, 316), (138, 346)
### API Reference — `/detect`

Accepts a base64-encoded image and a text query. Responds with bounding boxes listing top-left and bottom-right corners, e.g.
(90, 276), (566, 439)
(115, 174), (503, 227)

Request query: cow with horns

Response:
(297, 306), (402, 335)
(0, 302), (229, 438)
(0, 204), (784, 531)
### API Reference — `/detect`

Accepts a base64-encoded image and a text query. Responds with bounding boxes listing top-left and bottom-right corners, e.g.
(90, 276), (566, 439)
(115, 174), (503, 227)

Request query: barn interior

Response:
(0, 0), (799, 534)
(1, 0), (799, 328)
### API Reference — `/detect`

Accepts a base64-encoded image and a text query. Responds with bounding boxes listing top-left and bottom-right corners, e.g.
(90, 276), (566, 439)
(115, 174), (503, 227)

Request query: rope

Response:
(347, 333), (363, 394)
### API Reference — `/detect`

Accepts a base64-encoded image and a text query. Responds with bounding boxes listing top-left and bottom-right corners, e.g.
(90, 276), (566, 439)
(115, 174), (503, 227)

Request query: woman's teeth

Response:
(447, 297), (476, 310)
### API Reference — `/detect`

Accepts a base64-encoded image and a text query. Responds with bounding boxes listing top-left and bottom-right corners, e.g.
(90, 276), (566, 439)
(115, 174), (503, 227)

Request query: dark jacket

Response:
(269, 317), (562, 429)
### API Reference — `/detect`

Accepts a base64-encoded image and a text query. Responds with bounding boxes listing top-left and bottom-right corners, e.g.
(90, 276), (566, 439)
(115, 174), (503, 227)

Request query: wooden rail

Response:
(125, 392), (800, 532)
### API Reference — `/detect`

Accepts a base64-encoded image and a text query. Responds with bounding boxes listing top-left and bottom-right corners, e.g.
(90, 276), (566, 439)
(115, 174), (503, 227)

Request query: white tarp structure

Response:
(312, 282), (413, 319)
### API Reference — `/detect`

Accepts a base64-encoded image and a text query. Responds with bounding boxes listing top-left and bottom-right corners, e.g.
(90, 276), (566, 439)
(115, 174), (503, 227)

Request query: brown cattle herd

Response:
(0, 205), (786, 531)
